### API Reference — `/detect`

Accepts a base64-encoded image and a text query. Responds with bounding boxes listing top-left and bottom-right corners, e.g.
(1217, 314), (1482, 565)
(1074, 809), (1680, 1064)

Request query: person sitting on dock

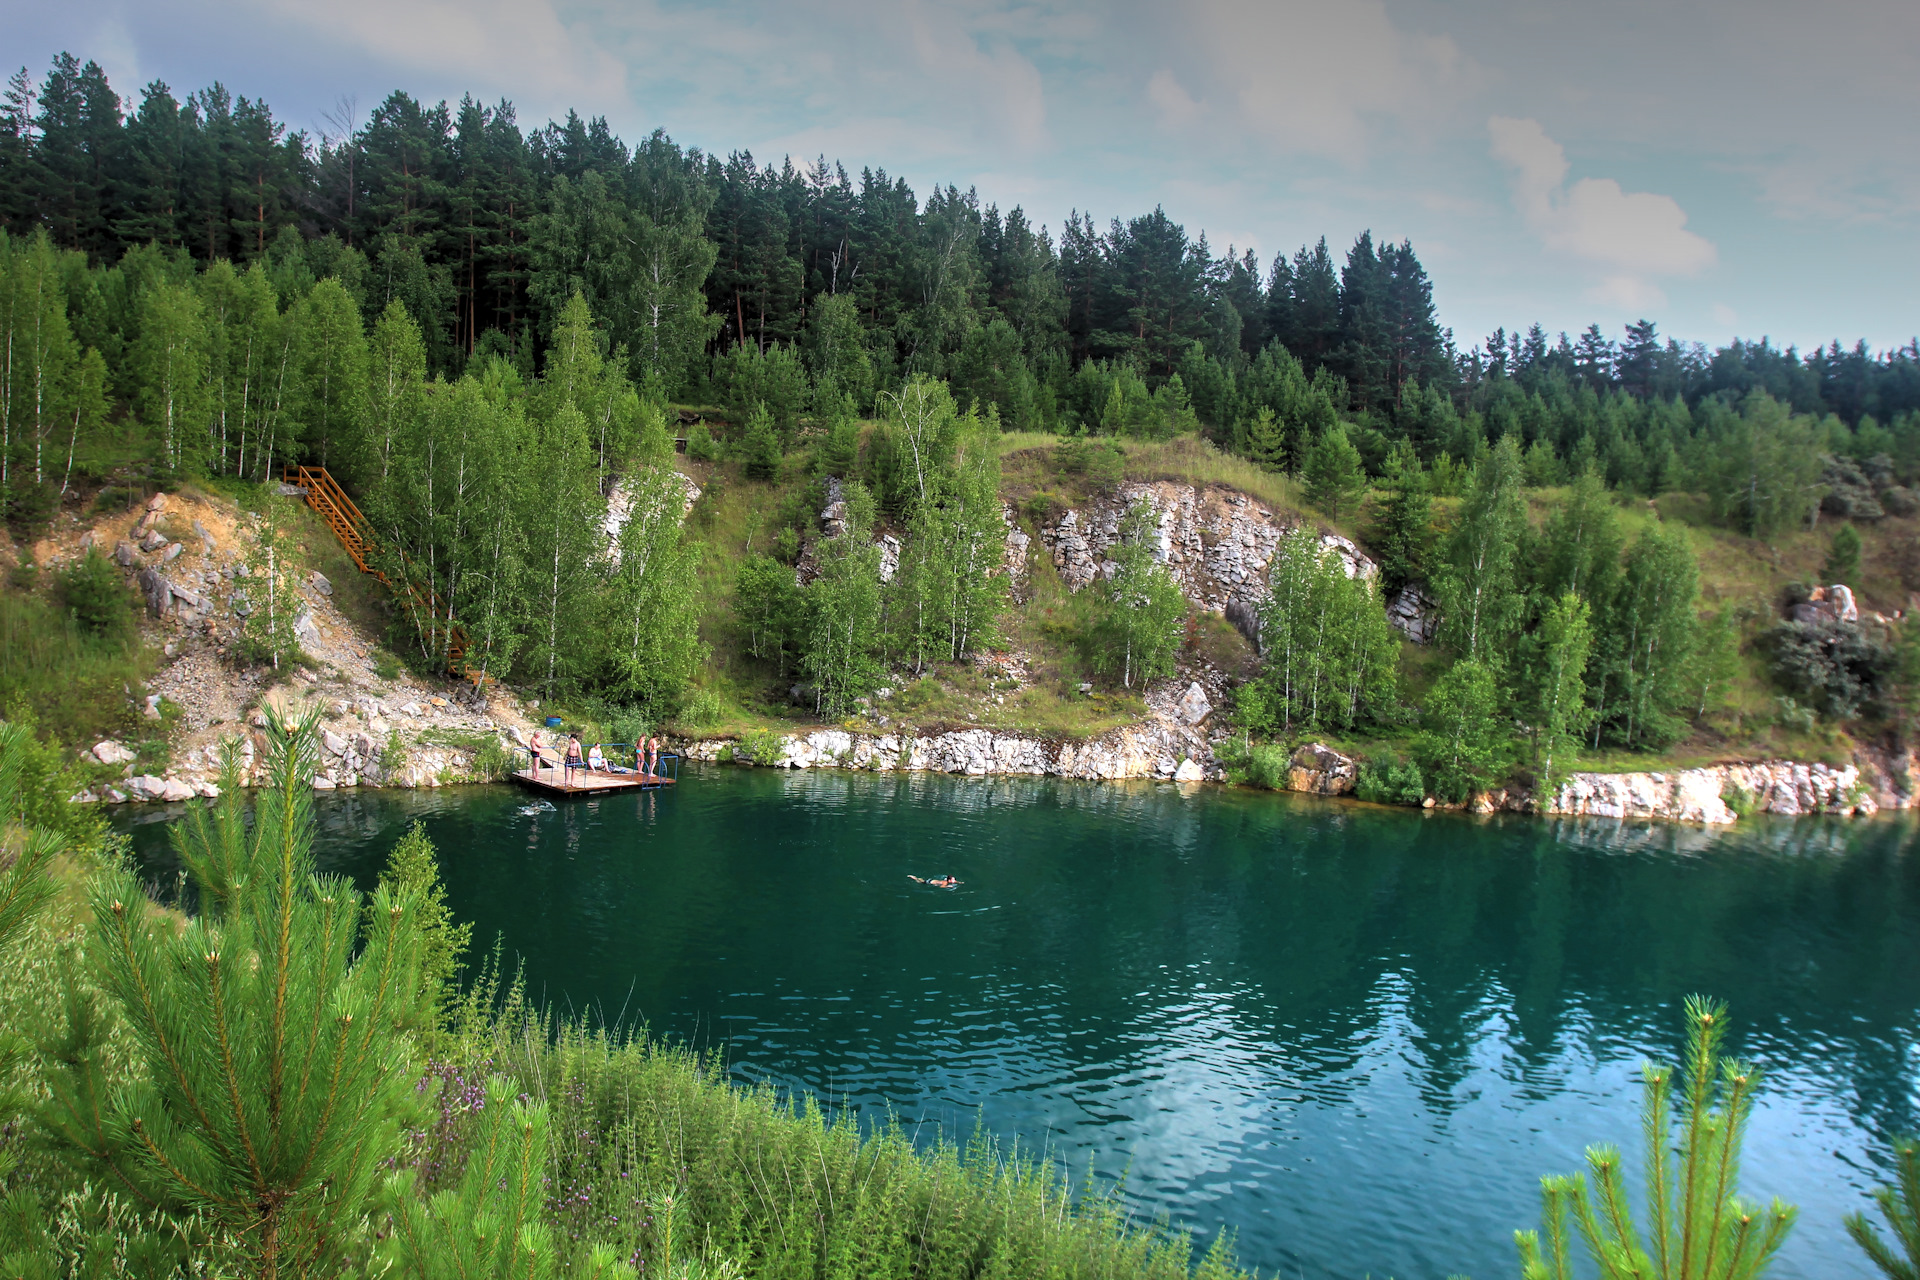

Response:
(587, 742), (607, 772)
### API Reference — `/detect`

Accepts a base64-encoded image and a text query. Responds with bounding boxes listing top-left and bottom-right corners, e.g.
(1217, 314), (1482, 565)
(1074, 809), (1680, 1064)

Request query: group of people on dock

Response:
(528, 730), (668, 778)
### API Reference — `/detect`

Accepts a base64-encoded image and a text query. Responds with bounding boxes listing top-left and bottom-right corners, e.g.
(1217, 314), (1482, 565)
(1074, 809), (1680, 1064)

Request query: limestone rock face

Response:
(1536, 759), (1881, 824)
(1035, 482), (1374, 619)
(1387, 585), (1438, 645)
(1287, 742), (1357, 796)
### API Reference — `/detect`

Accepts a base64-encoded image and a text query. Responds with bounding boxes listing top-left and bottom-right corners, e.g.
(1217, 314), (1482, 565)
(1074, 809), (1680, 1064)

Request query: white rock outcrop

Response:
(1036, 482), (1373, 619)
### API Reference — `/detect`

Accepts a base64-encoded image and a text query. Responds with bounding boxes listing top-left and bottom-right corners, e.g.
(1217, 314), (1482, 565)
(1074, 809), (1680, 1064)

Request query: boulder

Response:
(159, 778), (196, 803)
(293, 611), (320, 644)
(113, 540), (138, 568)
(1173, 758), (1206, 783)
(312, 775), (337, 791)
(194, 781), (221, 799)
(1175, 682), (1213, 726)
(163, 542), (183, 562)
(140, 529), (169, 552)
(321, 729), (350, 756)
(309, 570), (333, 596)
(93, 740), (136, 765)
(1287, 742), (1357, 796)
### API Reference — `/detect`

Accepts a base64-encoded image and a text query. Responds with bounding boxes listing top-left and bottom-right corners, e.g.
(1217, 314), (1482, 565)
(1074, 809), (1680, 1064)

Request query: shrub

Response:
(1356, 758), (1425, 806)
(735, 727), (785, 766)
(1768, 619), (1893, 720)
(57, 549), (135, 637)
(686, 420), (720, 462)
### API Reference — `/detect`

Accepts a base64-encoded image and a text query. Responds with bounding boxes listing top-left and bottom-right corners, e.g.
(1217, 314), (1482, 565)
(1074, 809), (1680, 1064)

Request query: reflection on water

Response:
(121, 768), (1920, 1279)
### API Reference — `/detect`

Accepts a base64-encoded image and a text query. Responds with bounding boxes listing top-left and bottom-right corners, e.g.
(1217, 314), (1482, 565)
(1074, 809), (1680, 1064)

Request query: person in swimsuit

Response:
(908, 875), (961, 888)
(529, 731), (558, 772)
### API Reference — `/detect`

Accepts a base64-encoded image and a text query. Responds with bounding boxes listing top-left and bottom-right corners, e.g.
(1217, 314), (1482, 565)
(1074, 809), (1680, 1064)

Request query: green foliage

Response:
(1435, 435), (1527, 663)
(1369, 438), (1432, 594)
(1052, 436), (1126, 487)
(891, 419), (1007, 670)
(1301, 422), (1365, 519)
(734, 554), (805, 675)
(1605, 524), (1700, 749)
(1415, 657), (1511, 803)
(1847, 1135), (1920, 1280)
(1824, 524), (1863, 585)
(0, 721), (64, 958)
(1515, 996), (1795, 1280)
(439, 997), (1254, 1280)
(1242, 526), (1398, 733)
(1083, 501), (1186, 690)
(1524, 592), (1594, 798)
(734, 727), (785, 767)
(802, 481), (885, 714)
(40, 706), (429, 1279)
(1698, 390), (1828, 537)
(1355, 757), (1426, 806)
(382, 1074), (636, 1280)
(740, 401), (779, 480)
(376, 822), (473, 1041)
(231, 502), (304, 669)
(1768, 619), (1894, 721)
(685, 420), (720, 462)
(55, 548), (134, 638)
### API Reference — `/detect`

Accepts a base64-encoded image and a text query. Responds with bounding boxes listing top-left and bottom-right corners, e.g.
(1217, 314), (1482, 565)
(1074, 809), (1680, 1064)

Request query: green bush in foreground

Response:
(1848, 1135), (1920, 1280)
(1516, 995), (1795, 1280)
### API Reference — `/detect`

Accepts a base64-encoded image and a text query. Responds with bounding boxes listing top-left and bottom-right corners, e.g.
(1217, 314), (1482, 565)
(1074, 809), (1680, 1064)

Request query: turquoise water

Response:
(120, 767), (1920, 1279)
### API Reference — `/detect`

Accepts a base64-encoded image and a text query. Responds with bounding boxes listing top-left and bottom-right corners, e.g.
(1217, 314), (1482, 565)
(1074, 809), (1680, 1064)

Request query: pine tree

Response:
(1517, 997), (1795, 1280)
(1369, 438), (1431, 595)
(43, 708), (429, 1280)
(741, 400), (780, 480)
(1846, 1136), (1920, 1280)
(374, 822), (471, 1041)
(1302, 423), (1365, 520)
(1824, 525), (1862, 585)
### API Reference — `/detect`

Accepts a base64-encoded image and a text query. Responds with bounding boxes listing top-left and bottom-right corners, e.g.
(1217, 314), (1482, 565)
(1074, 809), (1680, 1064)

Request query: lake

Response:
(120, 766), (1920, 1279)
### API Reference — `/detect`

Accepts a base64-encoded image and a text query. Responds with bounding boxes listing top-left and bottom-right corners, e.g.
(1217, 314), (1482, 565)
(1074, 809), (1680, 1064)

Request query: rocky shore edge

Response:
(74, 708), (1912, 829)
(678, 727), (1914, 826)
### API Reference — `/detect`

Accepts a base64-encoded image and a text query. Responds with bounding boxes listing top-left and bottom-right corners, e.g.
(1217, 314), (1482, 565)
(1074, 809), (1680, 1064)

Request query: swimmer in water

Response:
(908, 874), (961, 888)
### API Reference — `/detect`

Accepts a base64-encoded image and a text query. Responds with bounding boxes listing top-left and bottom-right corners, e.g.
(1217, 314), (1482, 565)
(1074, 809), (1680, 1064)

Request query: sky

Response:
(10, 0), (1919, 355)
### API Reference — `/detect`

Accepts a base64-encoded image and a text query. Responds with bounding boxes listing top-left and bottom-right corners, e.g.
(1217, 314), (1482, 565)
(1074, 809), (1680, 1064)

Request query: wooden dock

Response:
(511, 766), (677, 797)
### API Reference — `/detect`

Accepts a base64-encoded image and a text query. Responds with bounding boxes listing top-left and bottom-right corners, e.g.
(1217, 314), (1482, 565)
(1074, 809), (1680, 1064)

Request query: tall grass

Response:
(430, 979), (1251, 1279)
(0, 587), (153, 750)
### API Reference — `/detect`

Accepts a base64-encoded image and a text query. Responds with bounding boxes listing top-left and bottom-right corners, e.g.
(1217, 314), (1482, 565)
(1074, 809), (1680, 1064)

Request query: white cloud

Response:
(1489, 115), (1716, 283)
(1146, 69), (1201, 129)
(1160, 0), (1473, 160)
(252, 0), (627, 113)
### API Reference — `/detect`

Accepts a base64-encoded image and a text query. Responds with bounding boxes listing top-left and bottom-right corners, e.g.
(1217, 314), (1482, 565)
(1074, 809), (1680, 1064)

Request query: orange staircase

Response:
(283, 465), (474, 682)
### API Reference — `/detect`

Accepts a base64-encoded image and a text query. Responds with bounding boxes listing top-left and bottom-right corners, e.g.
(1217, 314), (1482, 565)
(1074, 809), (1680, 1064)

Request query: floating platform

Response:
(510, 767), (677, 797)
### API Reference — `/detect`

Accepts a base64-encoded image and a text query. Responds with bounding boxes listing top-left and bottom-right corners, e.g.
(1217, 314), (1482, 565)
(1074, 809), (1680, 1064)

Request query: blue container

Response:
(545, 716), (563, 729)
